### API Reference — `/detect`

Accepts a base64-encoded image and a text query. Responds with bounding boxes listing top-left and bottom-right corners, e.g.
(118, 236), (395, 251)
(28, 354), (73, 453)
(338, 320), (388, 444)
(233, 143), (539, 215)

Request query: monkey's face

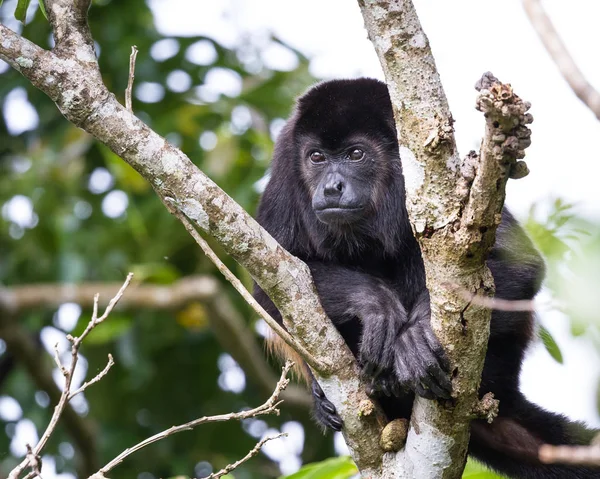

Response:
(301, 138), (381, 225)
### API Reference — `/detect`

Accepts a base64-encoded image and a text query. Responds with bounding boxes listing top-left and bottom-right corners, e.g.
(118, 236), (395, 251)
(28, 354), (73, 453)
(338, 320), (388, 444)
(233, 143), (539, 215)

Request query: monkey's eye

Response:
(309, 151), (326, 163)
(349, 148), (365, 161)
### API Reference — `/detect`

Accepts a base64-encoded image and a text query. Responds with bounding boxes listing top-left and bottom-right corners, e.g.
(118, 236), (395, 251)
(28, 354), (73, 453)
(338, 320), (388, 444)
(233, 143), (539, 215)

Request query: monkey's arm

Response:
(308, 263), (451, 400)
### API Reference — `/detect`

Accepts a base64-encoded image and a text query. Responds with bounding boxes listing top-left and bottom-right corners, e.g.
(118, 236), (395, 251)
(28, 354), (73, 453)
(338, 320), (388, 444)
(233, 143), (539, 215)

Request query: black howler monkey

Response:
(253, 78), (599, 478)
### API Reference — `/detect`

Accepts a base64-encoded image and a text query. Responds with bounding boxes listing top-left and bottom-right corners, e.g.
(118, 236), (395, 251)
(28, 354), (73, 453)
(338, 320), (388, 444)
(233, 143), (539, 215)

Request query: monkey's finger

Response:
(428, 364), (453, 396)
(328, 415), (344, 431)
(414, 382), (435, 400)
(421, 324), (451, 372)
(421, 371), (451, 399)
(322, 400), (337, 415)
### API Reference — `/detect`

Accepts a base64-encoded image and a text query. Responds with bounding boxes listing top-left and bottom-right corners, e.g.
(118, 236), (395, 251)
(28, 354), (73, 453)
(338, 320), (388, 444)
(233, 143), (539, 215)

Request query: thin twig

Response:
(445, 282), (536, 312)
(125, 45), (138, 112)
(523, 0), (600, 120)
(206, 433), (287, 479)
(539, 442), (600, 467)
(68, 354), (114, 400)
(8, 274), (133, 479)
(96, 360), (294, 477)
(167, 201), (322, 371)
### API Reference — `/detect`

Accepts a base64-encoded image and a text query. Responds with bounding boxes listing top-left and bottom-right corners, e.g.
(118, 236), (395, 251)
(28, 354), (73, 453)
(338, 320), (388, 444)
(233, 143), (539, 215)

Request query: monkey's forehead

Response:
(293, 78), (396, 147)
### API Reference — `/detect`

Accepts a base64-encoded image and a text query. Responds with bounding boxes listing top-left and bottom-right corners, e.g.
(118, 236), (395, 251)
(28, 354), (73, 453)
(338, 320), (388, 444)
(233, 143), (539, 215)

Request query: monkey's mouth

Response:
(314, 206), (365, 224)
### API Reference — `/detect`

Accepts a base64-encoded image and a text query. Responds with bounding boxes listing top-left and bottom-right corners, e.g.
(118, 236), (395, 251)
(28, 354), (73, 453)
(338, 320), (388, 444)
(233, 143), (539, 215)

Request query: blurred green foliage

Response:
(0, 0), (330, 477)
(279, 456), (357, 479)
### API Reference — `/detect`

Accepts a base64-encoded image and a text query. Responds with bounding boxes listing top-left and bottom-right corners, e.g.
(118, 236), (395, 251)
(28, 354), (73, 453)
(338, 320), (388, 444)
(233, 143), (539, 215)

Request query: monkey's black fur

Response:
(254, 78), (599, 478)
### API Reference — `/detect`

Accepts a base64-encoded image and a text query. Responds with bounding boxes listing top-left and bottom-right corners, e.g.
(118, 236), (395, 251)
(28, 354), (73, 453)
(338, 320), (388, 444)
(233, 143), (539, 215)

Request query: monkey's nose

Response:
(324, 180), (344, 198)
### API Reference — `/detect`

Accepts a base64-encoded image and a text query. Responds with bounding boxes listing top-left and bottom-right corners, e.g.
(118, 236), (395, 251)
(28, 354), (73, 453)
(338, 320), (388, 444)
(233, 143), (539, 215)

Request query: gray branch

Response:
(1, 0), (385, 474)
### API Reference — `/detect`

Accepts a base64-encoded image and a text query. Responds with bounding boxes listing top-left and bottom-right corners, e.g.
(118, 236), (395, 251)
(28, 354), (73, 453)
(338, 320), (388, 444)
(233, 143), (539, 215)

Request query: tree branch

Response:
(523, 0), (600, 120)
(0, 277), (217, 312)
(0, 311), (99, 477)
(539, 439), (600, 467)
(358, 2), (533, 477)
(207, 433), (287, 479)
(1, 0), (385, 472)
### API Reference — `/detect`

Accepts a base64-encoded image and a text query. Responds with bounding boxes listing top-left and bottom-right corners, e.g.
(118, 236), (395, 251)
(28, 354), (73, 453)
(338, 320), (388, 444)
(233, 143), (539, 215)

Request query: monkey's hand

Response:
(311, 378), (343, 431)
(391, 291), (452, 400)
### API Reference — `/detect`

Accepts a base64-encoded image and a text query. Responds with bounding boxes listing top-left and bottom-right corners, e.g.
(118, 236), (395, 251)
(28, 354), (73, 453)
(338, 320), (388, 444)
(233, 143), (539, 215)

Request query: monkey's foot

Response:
(311, 380), (343, 431)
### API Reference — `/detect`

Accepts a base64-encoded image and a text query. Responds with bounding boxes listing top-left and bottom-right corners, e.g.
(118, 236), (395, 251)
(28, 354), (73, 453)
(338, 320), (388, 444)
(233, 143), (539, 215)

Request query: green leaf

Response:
(539, 325), (564, 363)
(462, 459), (507, 478)
(15, 0), (32, 23)
(37, 0), (47, 19)
(280, 456), (358, 479)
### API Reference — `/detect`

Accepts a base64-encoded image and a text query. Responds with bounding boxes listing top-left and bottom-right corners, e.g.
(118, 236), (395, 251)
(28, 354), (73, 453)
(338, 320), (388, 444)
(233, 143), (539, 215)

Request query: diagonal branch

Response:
(1, 2), (386, 473)
(523, 0), (600, 120)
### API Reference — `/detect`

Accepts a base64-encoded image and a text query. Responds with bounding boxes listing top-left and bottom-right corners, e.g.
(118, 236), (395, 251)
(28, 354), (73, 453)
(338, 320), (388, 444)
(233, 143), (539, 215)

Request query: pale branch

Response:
(0, 276), (311, 408)
(0, 1), (386, 472)
(166, 199), (321, 371)
(539, 442), (600, 467)
(0, 276), (218, 313)
(21, 470), (39, 479)
(358, 2), (533, 478)
(125, 45), (138, 112)
(95, 361), (294, 477)
(523, 0), (600, 120)
(206, 434), (287, 479)
(445, 283), (536, 312)
(8, 274), (132, 479)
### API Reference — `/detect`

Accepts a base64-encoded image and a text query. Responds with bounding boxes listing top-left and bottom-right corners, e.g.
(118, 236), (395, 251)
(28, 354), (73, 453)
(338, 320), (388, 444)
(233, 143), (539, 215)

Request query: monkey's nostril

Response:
(335, 182), (343, 192)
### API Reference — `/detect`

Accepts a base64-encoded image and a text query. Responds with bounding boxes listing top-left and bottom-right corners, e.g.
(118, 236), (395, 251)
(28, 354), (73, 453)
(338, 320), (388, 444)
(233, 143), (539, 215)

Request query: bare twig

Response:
(523, 0), (600, 120)
(8, 274), (132, 479)
(445, 282), (536, 312)
(96, 360), (294, 477)
(125, 45), (138, 111)
(0, 315), (98, 476)
(166, 200), (323, 371)
(539, 442), (600, 467)
(206, 433), (287, 479)
(68, 354), (114, 400)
